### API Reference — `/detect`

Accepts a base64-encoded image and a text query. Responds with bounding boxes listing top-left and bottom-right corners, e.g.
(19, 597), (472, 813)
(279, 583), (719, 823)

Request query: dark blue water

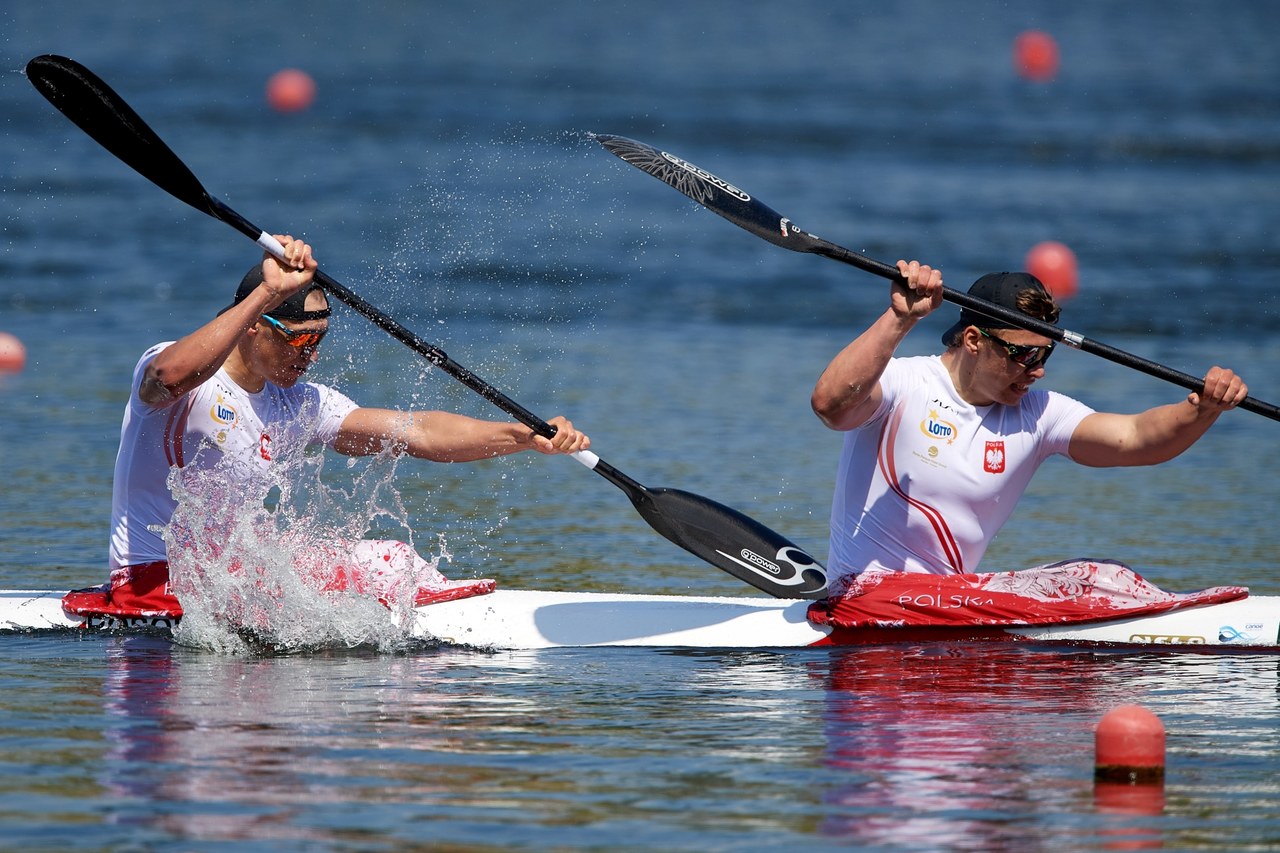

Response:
(3, 1), (1279, 849)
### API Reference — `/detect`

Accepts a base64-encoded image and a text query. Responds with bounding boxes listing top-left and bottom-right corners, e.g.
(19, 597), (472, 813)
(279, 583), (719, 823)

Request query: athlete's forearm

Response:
(812, 308), (917, 431)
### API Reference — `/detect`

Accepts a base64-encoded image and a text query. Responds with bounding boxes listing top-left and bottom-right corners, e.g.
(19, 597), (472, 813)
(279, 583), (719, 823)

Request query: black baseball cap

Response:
(218, 263), (331, 322)
(940, 272), (1054, 346)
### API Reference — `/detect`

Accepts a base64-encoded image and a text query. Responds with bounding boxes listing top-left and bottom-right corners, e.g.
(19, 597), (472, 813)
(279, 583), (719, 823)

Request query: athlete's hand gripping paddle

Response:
(25, 55), (828, 599)
(595, 133), (1280, 422)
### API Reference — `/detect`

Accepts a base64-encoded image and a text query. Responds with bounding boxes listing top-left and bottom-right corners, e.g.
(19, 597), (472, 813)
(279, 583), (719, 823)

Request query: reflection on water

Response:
(92, 641), (828, 847)
(38, 638), (1265, 849)
(807, 645), (1280, 850)
(815, 646), (1103, 848)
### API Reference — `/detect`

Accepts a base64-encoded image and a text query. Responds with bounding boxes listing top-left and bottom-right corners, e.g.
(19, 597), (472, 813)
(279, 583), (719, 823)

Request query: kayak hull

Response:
(3, 588), (1278, 650)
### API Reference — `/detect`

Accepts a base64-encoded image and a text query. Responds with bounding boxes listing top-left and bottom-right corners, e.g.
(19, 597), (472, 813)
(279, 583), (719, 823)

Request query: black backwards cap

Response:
(218, 263), (331, 321)
(940, 271), (1054, 346)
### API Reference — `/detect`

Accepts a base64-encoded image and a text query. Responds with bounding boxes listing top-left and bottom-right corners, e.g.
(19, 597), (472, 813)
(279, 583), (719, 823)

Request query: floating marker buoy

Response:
(266, 69), (316, 113)
(0, 332), (26, 373)
(1095, 704), (1165, 783)
(1014, 30), (1060, 82)
(1026, 240), (1078, 300)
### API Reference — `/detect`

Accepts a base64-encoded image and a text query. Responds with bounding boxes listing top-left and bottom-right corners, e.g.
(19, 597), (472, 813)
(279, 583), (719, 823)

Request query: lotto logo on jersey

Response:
(210, 394), (237, 426)
(920, 410), (957, 444)
(984, 441), (1006, 474)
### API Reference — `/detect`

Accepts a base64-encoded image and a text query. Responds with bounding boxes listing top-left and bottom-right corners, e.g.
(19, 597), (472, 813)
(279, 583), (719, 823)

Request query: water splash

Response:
(163, 437), (444, 655)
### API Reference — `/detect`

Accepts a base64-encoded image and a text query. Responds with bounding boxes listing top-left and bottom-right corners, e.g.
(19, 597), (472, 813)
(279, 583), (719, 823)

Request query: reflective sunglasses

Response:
(260, 314), (327, 348)
(978, 328), (1054, 369)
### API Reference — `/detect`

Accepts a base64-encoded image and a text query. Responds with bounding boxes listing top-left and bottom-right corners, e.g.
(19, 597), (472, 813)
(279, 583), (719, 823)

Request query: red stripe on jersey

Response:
(162, 397), (194, 468)
(876, 406), (966, 573)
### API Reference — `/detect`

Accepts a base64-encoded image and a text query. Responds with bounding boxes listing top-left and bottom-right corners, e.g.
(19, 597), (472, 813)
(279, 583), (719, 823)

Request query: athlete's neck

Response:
(940, 349), (996, 407)
(222, 349), (267, 394)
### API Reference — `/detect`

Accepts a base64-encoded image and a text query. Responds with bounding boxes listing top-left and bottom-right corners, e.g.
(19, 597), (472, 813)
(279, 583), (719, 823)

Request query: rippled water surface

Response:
(3, 1), (1279, 849)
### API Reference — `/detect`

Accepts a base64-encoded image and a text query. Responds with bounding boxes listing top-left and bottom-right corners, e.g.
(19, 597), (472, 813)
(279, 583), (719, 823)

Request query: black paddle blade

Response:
(628, 486), (828, 599)
(25, 55), (213, 216)
(595, 133), (820, 252)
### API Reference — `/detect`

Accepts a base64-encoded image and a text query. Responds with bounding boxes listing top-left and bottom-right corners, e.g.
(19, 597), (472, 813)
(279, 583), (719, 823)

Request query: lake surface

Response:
(2, 1), (1279, 849)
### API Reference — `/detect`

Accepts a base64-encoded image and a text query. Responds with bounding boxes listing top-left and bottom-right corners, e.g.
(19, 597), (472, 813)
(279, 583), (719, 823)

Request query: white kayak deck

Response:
(3, 588), (1278, 650)
(414, 589), (828, 648)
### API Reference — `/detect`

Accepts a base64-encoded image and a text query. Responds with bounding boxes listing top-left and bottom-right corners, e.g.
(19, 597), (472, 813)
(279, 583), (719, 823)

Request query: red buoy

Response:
(266, 69), (316, 113)
(1095, 704), (1165, 783)
(1025, 240), (1078, 300)
(0, 332), (26, 373)
(1014, 30), (1060, 82)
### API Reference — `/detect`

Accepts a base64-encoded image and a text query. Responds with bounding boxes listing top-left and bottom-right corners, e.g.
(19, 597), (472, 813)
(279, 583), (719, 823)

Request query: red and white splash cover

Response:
(808, 560), (1248, 629)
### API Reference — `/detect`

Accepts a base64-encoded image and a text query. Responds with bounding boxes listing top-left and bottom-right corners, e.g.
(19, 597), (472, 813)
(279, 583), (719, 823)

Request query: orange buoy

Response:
(266, 69), (316, 113)
(0, 332), (26, 373)
(1026, 240), (1078, 300)
(1095, 704), (1165, 783)
(1014, 30), (1060, 82)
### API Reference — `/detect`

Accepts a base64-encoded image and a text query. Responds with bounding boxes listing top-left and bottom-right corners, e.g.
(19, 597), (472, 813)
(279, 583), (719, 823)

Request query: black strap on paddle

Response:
(25, 55), (828, 599)
(595, 134), (1280, 423)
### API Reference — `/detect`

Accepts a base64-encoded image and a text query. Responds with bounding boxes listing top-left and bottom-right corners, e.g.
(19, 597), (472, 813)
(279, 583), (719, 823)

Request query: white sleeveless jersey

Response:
(109, 342), (359, 569)
(828, 355), (1093, 579)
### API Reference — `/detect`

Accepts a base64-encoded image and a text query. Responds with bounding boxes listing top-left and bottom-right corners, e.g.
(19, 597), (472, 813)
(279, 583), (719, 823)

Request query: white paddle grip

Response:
(572, 450), (600, 470)
(257, 232), (287, 258)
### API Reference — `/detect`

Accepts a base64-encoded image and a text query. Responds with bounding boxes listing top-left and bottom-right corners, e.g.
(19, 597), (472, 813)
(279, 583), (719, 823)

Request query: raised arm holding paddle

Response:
(596, 133), (1255, 628)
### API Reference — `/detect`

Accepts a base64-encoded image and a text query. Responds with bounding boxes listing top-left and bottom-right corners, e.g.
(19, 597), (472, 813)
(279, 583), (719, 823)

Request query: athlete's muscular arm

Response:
(332, 408), (590, 461)
(139, 237), (316, 406)
(812, 261), (943, 431)
(1068, 366), (1246, 467)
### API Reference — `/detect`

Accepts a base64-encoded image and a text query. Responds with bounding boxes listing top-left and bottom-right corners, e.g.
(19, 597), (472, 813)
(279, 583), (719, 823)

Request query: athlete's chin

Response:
(1001, 384), (1032, 405)
(274, 369), (309, 388)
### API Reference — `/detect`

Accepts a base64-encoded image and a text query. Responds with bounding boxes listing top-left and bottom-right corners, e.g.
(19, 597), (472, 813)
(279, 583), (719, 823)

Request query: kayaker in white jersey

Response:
(811, 261), (1246, 596)
(94, 236), (590, 618)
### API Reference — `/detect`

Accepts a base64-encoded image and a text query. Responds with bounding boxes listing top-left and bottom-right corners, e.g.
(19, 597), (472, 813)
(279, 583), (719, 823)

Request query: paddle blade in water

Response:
(629, 487), (828, 599)
(26, 54), (213, 215)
